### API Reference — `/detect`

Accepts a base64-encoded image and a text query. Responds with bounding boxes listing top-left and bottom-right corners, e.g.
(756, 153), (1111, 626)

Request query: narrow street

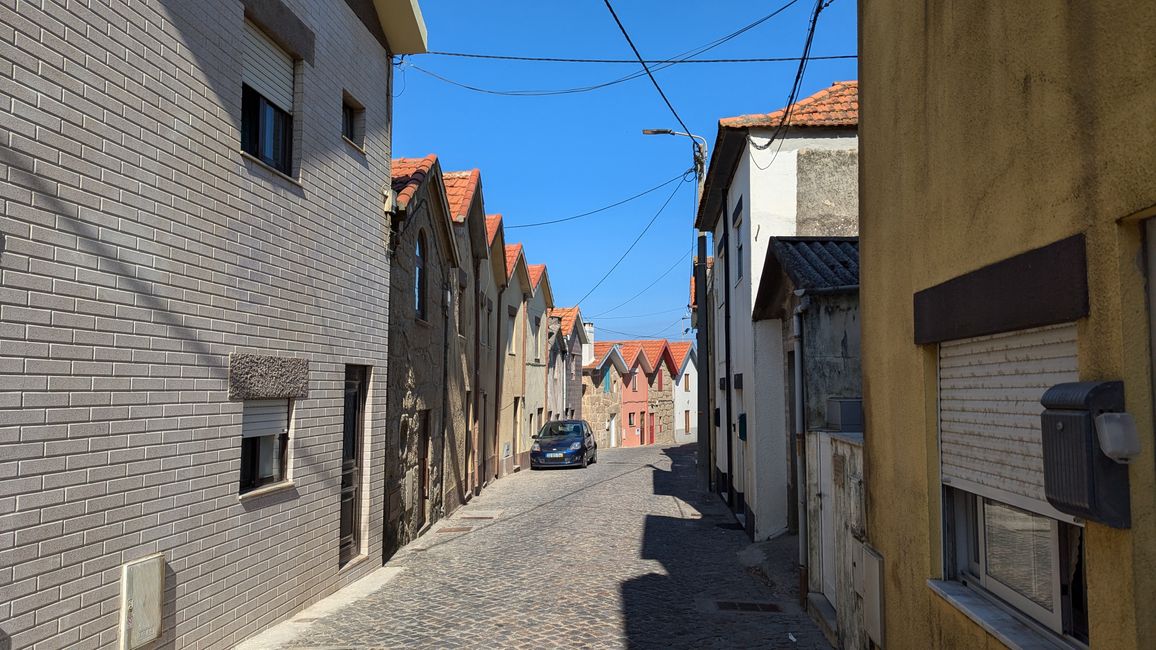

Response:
(257, 444), (829, 649)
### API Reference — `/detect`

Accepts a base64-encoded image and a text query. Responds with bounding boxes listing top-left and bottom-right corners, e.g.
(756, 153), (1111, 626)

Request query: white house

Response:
(670, 342), (698, 445)
(695, 81), (859, 540)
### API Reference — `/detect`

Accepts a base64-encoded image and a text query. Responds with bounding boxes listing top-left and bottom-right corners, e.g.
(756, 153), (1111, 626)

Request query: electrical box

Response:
(719, 377), (728, 391)
(854, 541), (884, 647)
(1040, 381), (1131, 528)
(119, 554), (165, 649)
(732, 373), (743, 390)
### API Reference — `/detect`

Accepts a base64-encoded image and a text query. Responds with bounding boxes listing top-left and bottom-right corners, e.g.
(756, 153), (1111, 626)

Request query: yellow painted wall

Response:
(859, 2), (1156, 648)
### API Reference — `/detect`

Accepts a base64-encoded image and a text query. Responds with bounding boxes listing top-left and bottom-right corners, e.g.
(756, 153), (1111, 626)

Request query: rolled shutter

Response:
(242, 399), (290, 438)
(938, 323), (1078, 519)
(242, 21), (294, 112)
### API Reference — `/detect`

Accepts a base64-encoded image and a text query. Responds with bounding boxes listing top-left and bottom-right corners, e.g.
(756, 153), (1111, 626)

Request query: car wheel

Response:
(581, 454), (588, 469)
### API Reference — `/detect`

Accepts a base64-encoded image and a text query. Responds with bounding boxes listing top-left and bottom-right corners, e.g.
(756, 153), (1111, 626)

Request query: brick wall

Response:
(0, 1), (394, 648)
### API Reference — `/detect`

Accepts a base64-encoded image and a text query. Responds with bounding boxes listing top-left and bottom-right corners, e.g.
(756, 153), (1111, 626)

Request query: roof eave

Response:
(372, 0), (428, 54)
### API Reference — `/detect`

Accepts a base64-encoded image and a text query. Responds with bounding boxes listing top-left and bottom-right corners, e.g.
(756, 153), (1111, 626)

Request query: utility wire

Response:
(596, 306), (689, 320)
(590, 246), (693, 317)
(400, 0), (806, 97)
(600, 315), (689, 340)
(602, 0), (693, 138)
(424, 51), (856, 65)
(751, 0), (828, 154)
(573, 178), (689, 308)
(506, 171), (690, 229)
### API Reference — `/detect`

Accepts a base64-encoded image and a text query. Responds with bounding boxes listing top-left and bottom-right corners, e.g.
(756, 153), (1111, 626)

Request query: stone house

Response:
(442, 168), (489, 507)
(641, 340), (677, 446)
(386, 154), (461, 558)
(0, 0), (425, 647)
(522, 264), (553, 460)
(496, 242), (531, 476)
(582, 341), (629, 448)
(695, 81), (858, 539)
(480, 215), (509, 484)
(669, 341), (698, 445)
(861, 5), (1156, 648)
(547, 306), (588, 421)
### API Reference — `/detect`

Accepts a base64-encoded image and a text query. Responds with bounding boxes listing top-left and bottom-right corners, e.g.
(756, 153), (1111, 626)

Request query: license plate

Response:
(546, 452), (564, 458)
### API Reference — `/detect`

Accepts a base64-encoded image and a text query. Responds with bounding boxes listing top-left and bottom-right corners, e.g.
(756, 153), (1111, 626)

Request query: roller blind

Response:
(242, 21), (294, 112)
(938, 323), (1078, 518)
(242, 399), (290, 439)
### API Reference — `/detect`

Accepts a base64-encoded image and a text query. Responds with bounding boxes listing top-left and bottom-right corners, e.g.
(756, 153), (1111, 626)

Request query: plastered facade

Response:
(860, 3), (1156, 648)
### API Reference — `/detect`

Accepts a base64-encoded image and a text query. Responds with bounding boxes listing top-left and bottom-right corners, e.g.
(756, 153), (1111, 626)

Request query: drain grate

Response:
(716, 601), (782, 613)
(437, 527), (473, 533)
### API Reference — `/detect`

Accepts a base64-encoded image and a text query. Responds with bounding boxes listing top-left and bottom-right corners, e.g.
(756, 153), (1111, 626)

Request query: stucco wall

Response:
(620, 363), (649, 447)
(796, 149), (859, 237)
(497, 271), (526, 476)
(0, 1), (396, 647)
(565, 330), (584, 419)
(522, 290), (550, 465)
(479, 239), (504, 483)
(860, 3), (1156, 648)
(445, 221), (476, 515)
(801, 294), (861, 430)
(546, 321), (566, 421)
(673, 358), (697, 444)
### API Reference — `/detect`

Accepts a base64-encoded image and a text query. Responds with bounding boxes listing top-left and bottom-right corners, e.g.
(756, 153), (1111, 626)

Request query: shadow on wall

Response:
(0, 627), (10, 650)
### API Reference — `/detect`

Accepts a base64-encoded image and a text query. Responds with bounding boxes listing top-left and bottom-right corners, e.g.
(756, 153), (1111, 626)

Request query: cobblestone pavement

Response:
(279, 444), (830, 649)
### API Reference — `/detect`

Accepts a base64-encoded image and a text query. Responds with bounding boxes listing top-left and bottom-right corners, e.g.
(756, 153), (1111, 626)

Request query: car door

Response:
(583, 422), (595, 456)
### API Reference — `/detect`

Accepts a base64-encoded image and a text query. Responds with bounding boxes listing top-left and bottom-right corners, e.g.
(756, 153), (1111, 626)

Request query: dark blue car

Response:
(530, 420), (598, 469)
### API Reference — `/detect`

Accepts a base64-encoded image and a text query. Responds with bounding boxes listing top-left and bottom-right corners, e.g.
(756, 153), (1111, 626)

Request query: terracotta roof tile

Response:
(443, 169), (480, 223)
(485, 214), (503, 247)
(391, 154), (438, 209)
(584, 341), (618, 370)
(528, 264), (546, 289)
(549, 307), (581, 336)
(668, 341), (693, 366)
(504, 244), (523, 280)
(639, 340), (671, 371)
(720, 81), (858, 130)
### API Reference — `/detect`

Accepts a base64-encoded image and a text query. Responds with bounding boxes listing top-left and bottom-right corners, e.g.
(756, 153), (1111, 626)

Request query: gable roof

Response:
(443, 169), (480, 223)
(549, 307), (581, 336)
(528, 264), (546, 289)
(754, 237), (859, 320)
(505, 244), (524, 280)
(695, 81), (858, 231)
(485, 214), (503, 247)
(391, 154), (438, 210)
(721, 81), (858, 129)
(639, 339), (677, 374)
(584, 341), (628, 374)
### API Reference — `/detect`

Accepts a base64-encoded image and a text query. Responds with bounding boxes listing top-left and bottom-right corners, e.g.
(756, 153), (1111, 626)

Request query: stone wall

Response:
(582, 369), (621, 448)
(648, 365), (675, 445)
(385, 179), (453, 557)
(0, 1), (396, 647)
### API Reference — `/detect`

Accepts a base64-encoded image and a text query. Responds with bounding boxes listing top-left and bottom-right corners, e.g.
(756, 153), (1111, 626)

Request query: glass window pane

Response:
(983, 500), (1054, 610)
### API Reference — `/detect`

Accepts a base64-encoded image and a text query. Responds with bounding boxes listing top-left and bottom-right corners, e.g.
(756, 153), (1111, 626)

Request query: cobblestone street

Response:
(262, 444), (830, 649)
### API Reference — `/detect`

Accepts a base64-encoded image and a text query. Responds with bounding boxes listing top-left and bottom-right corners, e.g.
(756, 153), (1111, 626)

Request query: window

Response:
(240, 399), (291, 493)
(341, 92), (365, 148)
(946, 488), (1087, 642)
(603, 373), (611, 394)
(628, 413), (635, 426)
(684, 374), (690, 392)
(533, 317), (542, 361)
(684, 410), (691, 432)
(415, 232), (427, 319)
(507, 313), (517, 355)
(657, 371), (663, 391)
(735, 220), (744, 281)
(242, 84), (293, 174)
(241, 22), (295, 175)
(631, 371), (638, 392)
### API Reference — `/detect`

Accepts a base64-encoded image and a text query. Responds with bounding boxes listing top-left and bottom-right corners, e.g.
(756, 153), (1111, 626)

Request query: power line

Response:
(590, 246), (693, 317)
(399, 0), (808, 98)
(595, 306), (689, 320)
(750, 0), (828, 156)
(506, 171), (691, 229)
(599, 315), (689, 340)
(573, 179), (688, 308)
(424, 51), (856, 65)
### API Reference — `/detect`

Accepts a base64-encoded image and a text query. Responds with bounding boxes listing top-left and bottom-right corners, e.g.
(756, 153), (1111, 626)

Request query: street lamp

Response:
(642, 127), (713, 494)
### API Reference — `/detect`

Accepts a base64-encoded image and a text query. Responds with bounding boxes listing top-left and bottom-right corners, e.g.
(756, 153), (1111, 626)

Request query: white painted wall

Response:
(673, 355), (698, 444)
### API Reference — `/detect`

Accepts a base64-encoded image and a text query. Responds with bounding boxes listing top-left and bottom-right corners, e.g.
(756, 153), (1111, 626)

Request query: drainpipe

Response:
(438, 281), (452, 519)
(695, 233), (711, 491)
(792, 296), (810, 604)
(720, 214), (736, 512)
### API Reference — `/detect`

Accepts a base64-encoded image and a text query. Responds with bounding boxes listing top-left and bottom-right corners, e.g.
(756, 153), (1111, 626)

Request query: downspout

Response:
(438, 280), (451, 519)
(721, 212), (735, 512)
(792, 296), (810, 604)
(695, 233), (711, 491)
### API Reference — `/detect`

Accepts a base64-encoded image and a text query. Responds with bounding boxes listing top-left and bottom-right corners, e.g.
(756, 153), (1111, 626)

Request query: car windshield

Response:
(537, 422), (583, 439)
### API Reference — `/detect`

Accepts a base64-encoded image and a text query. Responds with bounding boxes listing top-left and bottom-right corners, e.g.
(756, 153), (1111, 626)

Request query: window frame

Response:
(239, 399), (292, 494)
(341, 92), (365, 149)
(415, 231), (428, 320)
(241, 84), (294, 174)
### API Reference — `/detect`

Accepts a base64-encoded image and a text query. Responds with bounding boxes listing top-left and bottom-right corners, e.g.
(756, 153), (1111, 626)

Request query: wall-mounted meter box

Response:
(1040, 381), (1131, 528)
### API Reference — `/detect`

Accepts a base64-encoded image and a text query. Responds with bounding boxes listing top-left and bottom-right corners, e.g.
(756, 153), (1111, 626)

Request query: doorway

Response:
(609, 414), (617, 447)
(340, 365), (367, 567)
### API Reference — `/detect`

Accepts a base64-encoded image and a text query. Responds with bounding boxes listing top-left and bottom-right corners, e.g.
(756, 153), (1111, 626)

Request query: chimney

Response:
(582, 322), (594, 365)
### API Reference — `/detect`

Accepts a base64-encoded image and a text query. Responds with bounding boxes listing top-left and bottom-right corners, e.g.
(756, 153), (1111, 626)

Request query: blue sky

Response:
(392, 1), (858, 341)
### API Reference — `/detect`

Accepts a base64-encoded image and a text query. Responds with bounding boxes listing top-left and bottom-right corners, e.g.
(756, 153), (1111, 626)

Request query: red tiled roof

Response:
(720, 81), (858, 129)
(550, 307), (581, 336)
(391, 154), (438, 209)
(585, 341), (618, 370)
(528, 264), (546, 289)
(668, 341), (693, 367)
(639, 340), (671, 371)
(443, 169), (480, 223)
(485, 214), (503, 247)
(504, 244), (523, 280)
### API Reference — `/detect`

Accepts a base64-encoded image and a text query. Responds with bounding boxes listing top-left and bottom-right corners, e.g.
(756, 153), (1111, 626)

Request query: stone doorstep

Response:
(234, 566), (405, 650)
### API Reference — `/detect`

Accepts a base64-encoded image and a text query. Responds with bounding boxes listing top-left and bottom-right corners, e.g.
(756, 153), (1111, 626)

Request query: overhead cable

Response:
(590, 246), (693, 317)
(424, 51), (856, 65)
(506, 170), (691, 229)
